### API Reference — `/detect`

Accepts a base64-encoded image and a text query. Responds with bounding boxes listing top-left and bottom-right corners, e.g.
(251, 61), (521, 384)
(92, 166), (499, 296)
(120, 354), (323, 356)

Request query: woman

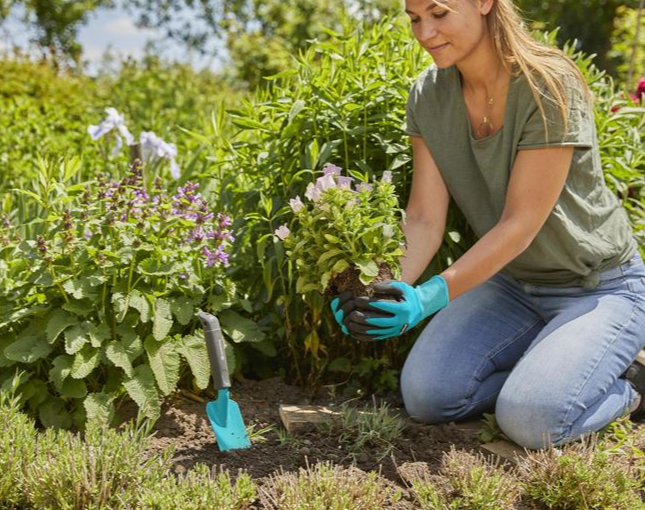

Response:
(332, 0), (645, 449)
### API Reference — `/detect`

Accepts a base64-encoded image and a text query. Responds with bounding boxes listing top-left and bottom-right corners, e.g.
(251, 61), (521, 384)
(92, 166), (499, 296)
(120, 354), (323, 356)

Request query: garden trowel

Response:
(198, 311), (251, 452)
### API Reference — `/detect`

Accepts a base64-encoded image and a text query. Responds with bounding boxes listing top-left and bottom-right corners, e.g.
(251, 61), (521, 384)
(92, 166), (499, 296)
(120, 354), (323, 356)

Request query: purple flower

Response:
(382, 171), (393, 183)
(202, 245), (229, 267)
(337, 176), (354, 189)
(218, 213), (232, 228)
(315, 173), (336, 192)
(358, 183), (373, 192)
(322, 163), (342, 177)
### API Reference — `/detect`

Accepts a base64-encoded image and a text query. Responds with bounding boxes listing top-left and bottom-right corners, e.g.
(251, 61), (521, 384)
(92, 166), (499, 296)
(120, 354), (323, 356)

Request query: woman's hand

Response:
(347, 276), (450, 340)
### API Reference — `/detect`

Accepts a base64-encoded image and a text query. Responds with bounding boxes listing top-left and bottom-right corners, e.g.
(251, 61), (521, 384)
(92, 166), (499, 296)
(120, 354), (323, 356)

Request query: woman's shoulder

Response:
(410, 64), (458, 102)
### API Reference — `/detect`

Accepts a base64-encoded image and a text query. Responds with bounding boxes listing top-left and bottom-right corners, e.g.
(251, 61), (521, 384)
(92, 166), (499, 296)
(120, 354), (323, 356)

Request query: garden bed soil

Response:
(118, 377), (546, 509)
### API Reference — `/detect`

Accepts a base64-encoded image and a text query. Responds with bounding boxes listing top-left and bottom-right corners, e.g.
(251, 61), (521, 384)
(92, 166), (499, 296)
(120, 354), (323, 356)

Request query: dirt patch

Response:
(119, 377), (486, 483)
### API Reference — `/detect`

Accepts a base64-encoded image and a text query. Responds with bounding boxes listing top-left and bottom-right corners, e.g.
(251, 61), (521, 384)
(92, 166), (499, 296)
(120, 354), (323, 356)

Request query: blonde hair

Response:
(487, 0), (593, 133)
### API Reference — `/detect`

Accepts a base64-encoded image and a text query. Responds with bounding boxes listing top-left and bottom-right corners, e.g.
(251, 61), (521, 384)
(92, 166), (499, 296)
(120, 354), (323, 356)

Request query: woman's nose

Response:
(416, 20), (438, 41)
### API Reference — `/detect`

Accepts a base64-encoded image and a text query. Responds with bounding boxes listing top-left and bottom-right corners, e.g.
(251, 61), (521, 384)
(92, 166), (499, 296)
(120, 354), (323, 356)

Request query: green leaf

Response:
(177, 334), (210, 390)
(62, 299), (95, 317)
(330, 259), (350, 275)
(112, 292), (128, 322)
(63, 279), (98, 300)
(46, 310), (78, 344)
(170, 296), (195, 325)
(328, 357), (352, 373)
(39, 398), (73, 429)
(0, 333), (16, 367)
(317, 249), (345, 265)
(123, 365), (160, 419)
(84, 393), (115, 426)
(355, 259), (379, 277)
(71, 345), (100, 379)
(219, 310), (265, 344)
(49, 355), (73, 390)
(65, 324), (88, 355)
(144, 336), (180, 396)
(106, 341), (135, 377)
(60, 378), (87, 399)
(88, 323), (111, 348)
(129, 290), (150, 323)
(139, 258), (175, 276)
(323, 234), (342, 244)
(4, 333), (52, 363)
(153, 298), (173, 341)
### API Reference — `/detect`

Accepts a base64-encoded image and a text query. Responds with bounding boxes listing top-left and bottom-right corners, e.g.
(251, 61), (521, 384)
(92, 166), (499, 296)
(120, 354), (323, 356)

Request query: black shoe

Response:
(623, 360), (645, 418)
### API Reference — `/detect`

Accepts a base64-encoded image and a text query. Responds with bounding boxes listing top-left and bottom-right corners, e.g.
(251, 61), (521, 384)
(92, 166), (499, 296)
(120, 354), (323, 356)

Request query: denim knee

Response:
(495, 387), (565, 449)
(401, 363), (465, 424)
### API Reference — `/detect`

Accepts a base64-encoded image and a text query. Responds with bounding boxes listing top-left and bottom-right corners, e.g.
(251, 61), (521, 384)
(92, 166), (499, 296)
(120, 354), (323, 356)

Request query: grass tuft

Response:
(137, 464), (256, 510)
(322, 400), (406, 461)
(518, 434), (645, 510)
(405, 448), (521, 510)
(0, 390), (37, 508)
(258, 461), (404, 510)
(22, 421), (172, 509)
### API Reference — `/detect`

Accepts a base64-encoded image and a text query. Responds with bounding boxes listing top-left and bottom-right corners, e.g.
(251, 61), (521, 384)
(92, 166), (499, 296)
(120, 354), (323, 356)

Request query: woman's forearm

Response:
(400, 216), (444, 285)
(440, 218), (532, 300)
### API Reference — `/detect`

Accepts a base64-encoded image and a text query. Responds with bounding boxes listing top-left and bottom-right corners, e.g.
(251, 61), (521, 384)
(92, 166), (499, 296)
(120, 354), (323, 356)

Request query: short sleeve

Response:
(405, 81), (423, 137)
(517, 77), (594, 150)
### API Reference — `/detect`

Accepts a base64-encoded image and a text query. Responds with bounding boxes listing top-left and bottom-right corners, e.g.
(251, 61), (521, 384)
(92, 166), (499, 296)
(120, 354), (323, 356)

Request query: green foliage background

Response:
(0, 13), (644, 425)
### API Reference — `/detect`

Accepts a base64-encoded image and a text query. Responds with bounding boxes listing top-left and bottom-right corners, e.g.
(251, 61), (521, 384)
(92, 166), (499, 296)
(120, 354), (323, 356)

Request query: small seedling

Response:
(476, 413), (511, 444)
(276, 428), (303, 448)
(246, 422), (275, 444)
(321, 398), (406, 461)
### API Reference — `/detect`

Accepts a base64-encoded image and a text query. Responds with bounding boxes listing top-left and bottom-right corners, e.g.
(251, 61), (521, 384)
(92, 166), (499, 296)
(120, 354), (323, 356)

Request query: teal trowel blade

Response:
(206, 388), (251, 451)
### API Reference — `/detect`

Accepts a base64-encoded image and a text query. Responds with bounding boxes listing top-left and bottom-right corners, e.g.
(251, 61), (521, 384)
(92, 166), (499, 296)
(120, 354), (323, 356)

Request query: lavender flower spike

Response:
(382, 171), (393, 183)
(88, 107), (134, 156)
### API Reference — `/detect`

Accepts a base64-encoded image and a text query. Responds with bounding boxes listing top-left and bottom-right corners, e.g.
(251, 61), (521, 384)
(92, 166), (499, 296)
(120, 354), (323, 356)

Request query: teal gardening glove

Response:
(350, 276), (449, 340)
(330, 291), (355, 334)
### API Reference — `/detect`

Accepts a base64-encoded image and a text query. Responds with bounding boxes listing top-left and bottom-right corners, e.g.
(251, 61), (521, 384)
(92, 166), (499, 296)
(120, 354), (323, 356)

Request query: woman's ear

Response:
(479, 0), (495, 16)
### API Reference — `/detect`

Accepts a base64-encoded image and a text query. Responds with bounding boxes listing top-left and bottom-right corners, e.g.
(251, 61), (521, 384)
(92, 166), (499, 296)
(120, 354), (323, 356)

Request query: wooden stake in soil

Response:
(279, 405), (339, 432)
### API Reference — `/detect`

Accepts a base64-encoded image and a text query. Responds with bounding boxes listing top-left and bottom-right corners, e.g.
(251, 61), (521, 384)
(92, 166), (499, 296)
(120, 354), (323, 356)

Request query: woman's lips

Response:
(429, 43), (449, 53)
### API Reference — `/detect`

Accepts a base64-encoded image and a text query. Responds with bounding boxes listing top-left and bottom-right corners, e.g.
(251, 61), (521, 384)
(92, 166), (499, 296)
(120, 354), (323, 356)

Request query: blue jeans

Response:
(401, 253), (645, 449)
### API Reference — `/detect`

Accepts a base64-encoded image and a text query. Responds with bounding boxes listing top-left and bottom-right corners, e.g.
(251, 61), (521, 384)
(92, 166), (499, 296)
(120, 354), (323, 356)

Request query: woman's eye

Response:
(433, 10), (449, 18)
(410, 17), (421, 24)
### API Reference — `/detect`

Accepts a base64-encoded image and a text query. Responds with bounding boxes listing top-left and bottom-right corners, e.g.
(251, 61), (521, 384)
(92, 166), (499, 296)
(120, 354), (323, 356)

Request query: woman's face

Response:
(405, 0), (492, 69)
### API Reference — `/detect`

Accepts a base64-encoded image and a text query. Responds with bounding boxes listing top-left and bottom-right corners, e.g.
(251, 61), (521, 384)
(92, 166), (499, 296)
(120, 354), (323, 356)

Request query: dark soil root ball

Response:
(325, 262), (394, 297)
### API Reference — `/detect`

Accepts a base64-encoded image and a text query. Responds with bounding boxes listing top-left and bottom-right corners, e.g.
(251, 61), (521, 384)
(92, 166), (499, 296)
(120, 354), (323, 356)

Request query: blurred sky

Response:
(0, 5), (223, 74)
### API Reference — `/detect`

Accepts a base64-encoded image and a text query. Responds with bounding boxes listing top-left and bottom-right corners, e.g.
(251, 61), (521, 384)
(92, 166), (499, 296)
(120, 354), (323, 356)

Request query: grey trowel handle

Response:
(197, 312), (230, 390)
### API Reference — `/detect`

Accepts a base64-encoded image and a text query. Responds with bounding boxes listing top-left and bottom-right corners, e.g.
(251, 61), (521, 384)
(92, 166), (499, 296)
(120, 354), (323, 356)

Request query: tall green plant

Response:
(208, 17), (472, 393)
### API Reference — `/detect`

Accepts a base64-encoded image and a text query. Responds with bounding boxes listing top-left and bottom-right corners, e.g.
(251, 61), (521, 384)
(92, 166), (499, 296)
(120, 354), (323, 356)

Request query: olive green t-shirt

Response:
(406, 64), (636, 287)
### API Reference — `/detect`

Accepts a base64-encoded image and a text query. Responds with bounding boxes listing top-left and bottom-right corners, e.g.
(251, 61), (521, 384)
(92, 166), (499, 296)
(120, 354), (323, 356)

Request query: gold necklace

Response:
(477, 97), (494, 138)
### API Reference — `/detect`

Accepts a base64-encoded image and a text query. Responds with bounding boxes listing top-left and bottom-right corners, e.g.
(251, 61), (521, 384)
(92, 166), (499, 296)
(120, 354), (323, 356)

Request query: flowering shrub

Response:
(275, 164), (405, 296)
(0, 159), (262, 428)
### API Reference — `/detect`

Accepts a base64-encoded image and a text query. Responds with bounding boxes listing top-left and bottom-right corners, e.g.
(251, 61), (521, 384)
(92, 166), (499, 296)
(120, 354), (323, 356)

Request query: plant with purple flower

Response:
(0, 158), (257, 428)
(274, 163), (405, 296)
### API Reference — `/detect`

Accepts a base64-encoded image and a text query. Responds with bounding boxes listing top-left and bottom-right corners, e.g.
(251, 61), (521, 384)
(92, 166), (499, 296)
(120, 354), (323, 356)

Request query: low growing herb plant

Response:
(0, 158), (262, 428)
(274, 164), (405, 297)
